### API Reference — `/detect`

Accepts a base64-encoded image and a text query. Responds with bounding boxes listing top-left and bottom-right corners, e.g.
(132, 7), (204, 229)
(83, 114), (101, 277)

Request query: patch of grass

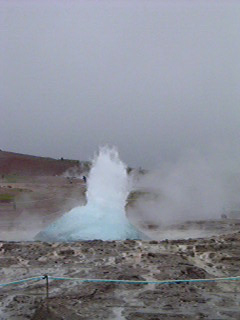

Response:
(0, 194), (15, 202)
(126, 191), (159, 207)
(4, 174), (19, 183)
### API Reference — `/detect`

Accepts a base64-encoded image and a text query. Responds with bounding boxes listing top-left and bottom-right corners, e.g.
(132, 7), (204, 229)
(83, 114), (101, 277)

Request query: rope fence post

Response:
(43, 274), (49, 310)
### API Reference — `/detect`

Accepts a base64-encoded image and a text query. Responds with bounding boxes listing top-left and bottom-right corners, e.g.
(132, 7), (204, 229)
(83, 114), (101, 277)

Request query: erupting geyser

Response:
(35, 147), (143, 241)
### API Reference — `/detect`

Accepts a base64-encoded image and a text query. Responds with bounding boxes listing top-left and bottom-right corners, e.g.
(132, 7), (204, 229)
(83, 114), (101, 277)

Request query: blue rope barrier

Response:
(1, 275), (240, 289)
(49, 275), (240, 285)
(0, 276), (45, 287)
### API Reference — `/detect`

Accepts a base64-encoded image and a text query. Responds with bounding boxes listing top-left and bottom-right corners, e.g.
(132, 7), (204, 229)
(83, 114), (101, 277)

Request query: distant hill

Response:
(0, 150), (89, 176)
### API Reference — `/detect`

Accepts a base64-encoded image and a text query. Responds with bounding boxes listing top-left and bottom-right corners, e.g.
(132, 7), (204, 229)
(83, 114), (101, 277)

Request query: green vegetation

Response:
(1, 174), (31, 183)
(0, 194), (15, 202)
(127, 190), (159, 207)
(3, 174), (19, 183)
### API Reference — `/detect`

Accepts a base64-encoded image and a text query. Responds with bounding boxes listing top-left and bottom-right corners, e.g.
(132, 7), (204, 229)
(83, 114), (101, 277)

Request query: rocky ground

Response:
(0, 226), (240, 320)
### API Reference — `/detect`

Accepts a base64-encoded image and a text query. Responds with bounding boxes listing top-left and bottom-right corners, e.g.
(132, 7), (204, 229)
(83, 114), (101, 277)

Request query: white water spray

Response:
(35, 147), (143, 241)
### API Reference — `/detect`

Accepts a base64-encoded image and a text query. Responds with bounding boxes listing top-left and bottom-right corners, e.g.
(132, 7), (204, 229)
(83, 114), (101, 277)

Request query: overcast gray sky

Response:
(1, 0), (240, 168)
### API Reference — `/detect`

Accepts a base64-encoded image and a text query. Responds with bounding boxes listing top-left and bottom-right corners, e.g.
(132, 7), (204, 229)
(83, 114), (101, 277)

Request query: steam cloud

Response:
(130, 149), (240, 230)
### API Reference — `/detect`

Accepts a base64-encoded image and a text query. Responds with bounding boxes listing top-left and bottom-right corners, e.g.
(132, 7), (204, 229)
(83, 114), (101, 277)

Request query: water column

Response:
(35, 147), (143, 241)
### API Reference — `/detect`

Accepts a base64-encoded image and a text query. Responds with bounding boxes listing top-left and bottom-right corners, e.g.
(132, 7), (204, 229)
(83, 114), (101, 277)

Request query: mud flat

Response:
(1, 227), (240, 319)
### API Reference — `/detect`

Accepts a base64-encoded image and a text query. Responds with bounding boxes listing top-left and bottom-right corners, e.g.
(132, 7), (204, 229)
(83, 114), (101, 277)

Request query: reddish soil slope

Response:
(0, 150), (83, 176)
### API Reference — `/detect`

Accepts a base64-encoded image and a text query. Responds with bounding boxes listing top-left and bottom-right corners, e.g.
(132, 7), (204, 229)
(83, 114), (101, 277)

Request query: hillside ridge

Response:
(0, 150), (87, 176)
